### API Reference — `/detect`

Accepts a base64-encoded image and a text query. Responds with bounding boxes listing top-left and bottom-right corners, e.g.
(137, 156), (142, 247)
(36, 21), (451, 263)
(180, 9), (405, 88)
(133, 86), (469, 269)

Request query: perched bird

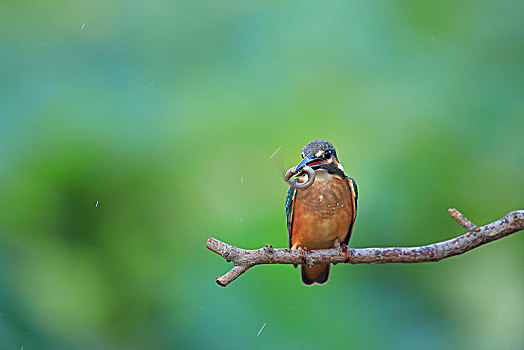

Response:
(285, 140), (358, 285)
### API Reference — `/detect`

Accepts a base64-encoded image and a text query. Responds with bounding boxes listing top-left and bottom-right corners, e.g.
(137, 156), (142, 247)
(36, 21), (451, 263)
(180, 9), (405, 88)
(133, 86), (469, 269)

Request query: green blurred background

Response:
(1, 0), (523, 349)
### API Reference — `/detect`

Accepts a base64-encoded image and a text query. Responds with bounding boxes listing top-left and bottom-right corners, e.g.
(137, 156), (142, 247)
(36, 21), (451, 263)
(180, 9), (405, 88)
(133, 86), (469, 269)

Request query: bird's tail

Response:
(301, 264), (330, 285)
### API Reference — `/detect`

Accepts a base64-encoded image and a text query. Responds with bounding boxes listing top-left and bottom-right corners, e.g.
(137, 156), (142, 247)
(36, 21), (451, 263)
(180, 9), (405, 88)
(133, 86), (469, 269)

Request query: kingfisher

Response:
(285, 140), (358, 285)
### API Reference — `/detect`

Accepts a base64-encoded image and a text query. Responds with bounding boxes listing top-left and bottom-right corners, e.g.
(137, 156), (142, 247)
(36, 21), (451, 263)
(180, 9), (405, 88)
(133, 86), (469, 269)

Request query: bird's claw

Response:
(340, 243), (351, 261)
(292, 245), (309, 266)
(299, 246), (309, 263)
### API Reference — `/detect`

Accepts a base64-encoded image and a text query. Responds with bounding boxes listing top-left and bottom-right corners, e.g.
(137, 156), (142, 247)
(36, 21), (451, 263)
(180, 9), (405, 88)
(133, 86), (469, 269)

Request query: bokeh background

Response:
(1, 1), (523, 349)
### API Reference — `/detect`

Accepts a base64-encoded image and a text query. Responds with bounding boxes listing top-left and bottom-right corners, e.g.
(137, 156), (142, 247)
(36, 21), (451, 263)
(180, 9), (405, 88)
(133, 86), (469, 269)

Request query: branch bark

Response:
(207, 209), (524, 287)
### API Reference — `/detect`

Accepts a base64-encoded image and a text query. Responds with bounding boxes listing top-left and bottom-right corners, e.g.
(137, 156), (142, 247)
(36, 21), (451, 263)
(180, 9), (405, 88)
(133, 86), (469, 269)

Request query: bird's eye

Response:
(324, 150), (332, 158)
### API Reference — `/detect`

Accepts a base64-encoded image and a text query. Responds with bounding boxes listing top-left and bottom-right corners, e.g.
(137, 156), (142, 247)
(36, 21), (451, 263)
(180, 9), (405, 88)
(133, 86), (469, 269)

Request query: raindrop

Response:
(269, 146), (281, 159)
(257, 322), (267, 336)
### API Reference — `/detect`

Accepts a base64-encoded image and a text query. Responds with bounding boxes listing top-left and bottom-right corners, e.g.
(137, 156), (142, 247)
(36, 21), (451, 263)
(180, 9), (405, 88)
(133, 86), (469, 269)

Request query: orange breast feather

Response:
(291, 175), (353, 250)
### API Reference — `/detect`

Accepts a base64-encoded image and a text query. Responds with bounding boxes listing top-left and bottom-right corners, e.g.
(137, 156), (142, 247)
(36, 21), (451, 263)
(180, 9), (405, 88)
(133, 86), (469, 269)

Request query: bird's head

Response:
(294, 140), (344, 172)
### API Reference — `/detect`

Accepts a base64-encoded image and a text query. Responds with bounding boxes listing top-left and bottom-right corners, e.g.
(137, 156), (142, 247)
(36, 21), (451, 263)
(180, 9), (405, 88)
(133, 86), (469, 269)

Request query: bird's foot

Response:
(292, 245), (309, 266)
(299, 246), (309, 264)
(340, 243), (351, 262)
(332, 239), (341, 265)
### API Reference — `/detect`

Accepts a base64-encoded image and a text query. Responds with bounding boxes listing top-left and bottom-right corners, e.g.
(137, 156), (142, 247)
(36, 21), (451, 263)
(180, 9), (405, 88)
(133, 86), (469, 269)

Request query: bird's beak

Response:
(294, 153), (323, 172)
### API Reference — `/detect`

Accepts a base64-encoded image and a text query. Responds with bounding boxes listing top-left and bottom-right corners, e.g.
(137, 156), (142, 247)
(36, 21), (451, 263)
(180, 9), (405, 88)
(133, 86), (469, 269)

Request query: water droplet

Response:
(269, 146), (281, 159)
(257, 322), (267, 336)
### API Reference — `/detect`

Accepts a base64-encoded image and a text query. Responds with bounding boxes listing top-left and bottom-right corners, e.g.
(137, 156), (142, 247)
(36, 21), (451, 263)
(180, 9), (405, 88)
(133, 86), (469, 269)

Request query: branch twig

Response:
(207, 209), (524, 287)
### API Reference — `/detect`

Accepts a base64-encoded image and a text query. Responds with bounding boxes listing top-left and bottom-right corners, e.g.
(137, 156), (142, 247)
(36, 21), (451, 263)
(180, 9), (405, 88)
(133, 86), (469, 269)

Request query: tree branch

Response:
(207, 209), (524, 287)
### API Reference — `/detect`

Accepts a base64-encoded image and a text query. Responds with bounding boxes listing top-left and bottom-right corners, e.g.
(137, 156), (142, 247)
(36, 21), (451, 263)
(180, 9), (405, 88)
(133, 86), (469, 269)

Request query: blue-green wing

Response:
(344, 177), (358, 245)
(285, 186), (297, 248)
